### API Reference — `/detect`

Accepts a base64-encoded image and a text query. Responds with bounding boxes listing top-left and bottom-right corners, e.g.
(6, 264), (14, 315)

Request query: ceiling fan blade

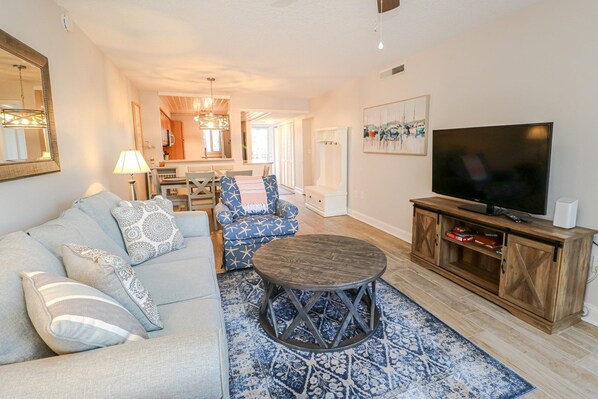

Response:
(377, 0), (400, 13)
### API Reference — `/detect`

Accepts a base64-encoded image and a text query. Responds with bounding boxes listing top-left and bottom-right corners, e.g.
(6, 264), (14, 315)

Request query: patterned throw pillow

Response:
(21, 272), (148, 355)
(62, 244), (163, 332)
(111, 196), (185, 265)
(220, 175), (279, 219)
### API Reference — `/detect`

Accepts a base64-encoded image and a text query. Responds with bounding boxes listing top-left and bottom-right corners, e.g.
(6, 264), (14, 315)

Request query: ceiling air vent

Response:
(380, 64), (405, 79)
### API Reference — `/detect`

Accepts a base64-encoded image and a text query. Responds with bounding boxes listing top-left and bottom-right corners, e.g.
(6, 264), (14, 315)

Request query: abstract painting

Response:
(363, 95), (429, 155)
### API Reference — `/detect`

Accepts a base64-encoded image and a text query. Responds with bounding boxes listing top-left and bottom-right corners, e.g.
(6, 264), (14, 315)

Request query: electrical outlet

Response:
(592, 255), (598, 271)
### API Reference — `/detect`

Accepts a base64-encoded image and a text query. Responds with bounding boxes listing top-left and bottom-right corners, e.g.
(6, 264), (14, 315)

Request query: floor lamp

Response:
(113, 150), (151, 200)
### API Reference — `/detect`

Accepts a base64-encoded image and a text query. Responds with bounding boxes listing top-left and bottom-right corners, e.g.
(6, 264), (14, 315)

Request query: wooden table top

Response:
(253, 234), (387, 290)
(160, 177), (221, 185)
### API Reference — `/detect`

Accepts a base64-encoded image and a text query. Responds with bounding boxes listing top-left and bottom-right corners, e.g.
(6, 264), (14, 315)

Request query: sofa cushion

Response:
(22, 272), (148, 355)
(222, 214), (299, 240)
(149, 297), (228, 392)
(149, 297), (224, 338)
(134, 239), (218, 305)
(220, 175), (279, 219)
(111, 197), (185, 265)
(0, 232), (65, 365)
(141, 236), (214, 266)
(72, 191), (125, 250)
(27, 208), (129, 261)
(62, 244), (163, 332)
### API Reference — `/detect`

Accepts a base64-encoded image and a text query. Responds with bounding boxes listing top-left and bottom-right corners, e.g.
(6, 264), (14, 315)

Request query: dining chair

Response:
(212, 165), (234, 178)
(150, 169), (161, 198)
(186, 172), (217, 228)
(153, 169), (187, 210)
(262, 165), (271, 177)
(225, 170), (253, 177)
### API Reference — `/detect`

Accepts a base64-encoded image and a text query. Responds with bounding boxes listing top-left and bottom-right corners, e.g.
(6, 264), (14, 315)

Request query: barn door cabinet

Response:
(410, 197), (597, 334)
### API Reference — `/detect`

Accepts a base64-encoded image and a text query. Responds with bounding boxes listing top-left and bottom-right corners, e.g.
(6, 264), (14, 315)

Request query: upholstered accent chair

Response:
(215, 175), (298, 271)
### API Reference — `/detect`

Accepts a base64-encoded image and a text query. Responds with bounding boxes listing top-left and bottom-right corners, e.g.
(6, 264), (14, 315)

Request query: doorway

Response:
(274, 122), (294, 189)
(241, 110), (308, 192)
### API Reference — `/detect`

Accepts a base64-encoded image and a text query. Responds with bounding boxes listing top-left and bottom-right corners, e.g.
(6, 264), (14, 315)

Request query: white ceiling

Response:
(55, 0), (542, 99)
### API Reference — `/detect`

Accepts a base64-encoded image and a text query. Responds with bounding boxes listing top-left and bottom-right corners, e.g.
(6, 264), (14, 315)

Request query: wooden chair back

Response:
(263, 165), (271, 176)
(226, 170), (253, 177)
(186, 172), (217, 227)
(213, 165), (234, 177)
(150, 169), (161, 198)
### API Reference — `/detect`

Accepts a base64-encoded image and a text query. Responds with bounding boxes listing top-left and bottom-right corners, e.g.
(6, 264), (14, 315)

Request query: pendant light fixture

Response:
(196, 77), (229, 130)
(374, 0), (400, 50)
(0, 65), (47, 128)
(377, 0), (384, 50)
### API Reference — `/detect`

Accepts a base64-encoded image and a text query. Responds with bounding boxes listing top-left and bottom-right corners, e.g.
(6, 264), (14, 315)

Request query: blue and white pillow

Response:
(111, 196), (185, 265)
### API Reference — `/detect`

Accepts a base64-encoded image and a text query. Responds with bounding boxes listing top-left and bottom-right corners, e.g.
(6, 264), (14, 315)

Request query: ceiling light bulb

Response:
(378, 41), (384, 50)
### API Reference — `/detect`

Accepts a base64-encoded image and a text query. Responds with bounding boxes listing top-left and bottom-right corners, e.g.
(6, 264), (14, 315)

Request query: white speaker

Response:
(553, 197), (578, 229)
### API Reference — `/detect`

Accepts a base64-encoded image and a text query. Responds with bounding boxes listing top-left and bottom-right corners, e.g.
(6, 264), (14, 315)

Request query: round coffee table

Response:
(253, 234), (387, 352)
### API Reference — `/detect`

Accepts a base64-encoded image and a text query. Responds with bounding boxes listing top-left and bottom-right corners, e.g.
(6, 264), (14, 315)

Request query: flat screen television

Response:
(432, 122), (553, 215)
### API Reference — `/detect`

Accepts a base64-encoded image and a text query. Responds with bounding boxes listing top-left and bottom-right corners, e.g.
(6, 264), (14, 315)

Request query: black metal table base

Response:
(258, 280), (381, 352)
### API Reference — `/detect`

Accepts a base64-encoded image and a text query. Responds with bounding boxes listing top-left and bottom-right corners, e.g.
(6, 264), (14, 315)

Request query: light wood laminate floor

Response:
(210, 194), (598, 398)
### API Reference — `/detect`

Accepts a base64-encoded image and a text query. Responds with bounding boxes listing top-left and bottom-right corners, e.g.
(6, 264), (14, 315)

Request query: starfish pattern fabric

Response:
(215, 175), (299, 271)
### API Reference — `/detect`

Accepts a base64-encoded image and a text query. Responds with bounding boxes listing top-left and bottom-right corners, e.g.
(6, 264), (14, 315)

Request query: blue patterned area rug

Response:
(218, 270), (535, 399)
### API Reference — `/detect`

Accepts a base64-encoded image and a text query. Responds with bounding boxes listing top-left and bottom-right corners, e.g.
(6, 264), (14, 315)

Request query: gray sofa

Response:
(0, 191), (229, 398)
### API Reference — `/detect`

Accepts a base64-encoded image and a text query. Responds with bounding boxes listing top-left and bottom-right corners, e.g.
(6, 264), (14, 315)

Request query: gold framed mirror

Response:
(0, 29), (60, 181)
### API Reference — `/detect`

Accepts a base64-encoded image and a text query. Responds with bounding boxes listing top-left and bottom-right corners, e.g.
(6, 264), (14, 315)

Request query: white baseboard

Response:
(294, 187), (304, 195)
(348, 208), (412, 243)
(583, 302), (598, 326)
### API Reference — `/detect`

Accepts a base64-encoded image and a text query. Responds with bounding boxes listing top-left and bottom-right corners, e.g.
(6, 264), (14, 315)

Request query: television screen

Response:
(432, 123), (553, 215)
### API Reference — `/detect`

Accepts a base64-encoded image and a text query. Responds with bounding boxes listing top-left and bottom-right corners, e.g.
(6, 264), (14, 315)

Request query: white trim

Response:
(582, 302), (598, 326)
(348, 208), (412, 243)
(294, 187), (304, 195)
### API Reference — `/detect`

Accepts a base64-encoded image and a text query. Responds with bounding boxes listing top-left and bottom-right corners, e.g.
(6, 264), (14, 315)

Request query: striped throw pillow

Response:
(21, 272), (148, 355)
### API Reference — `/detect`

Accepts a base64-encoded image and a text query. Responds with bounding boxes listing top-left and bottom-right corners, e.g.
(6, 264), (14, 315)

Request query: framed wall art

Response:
(363, 94), (429, 155)
(131, 101), (144, 155)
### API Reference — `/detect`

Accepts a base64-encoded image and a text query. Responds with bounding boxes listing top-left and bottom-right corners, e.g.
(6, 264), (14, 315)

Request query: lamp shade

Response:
(113, 150), (150, 174)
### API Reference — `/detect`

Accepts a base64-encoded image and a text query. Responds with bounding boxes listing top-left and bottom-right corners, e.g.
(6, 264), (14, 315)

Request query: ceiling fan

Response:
(377, 0), (400, 13)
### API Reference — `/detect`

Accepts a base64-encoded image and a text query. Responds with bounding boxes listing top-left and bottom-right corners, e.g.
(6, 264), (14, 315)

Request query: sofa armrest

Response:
(0, 331), (229, 399)
(215, 203), (234, 225)
(174, 211), (210, 238)
(276, 199), (298, 220)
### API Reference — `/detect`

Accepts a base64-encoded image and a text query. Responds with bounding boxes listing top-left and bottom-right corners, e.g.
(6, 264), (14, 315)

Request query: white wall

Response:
(309, 0), (598, 322)
(0, 0), (138, 234)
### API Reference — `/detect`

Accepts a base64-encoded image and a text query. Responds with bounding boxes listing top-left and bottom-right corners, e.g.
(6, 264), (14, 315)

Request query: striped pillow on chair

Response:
(21, 272), (148, 355)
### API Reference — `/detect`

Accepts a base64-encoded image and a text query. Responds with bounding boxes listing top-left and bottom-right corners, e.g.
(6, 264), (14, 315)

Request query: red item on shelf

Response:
(454, 226), (472, 234)
(446, 231), (474, 242)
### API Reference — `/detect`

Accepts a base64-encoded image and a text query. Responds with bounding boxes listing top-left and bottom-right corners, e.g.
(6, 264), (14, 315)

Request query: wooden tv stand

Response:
(410, 197), (597, 334)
